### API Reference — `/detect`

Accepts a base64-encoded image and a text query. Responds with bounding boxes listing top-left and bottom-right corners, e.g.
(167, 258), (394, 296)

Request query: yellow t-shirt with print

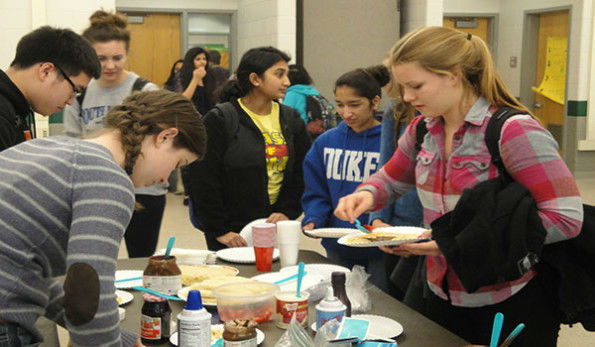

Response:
(238, 99), (288, 205)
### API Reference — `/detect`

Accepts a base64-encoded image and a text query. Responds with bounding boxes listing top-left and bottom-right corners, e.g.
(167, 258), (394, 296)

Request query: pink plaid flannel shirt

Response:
(358, 97), (583, 307)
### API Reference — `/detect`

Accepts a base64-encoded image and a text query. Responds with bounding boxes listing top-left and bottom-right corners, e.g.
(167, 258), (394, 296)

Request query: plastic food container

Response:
(212, 281), (280, 323)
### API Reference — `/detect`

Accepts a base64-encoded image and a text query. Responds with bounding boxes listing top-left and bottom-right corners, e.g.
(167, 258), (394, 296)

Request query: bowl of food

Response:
(212, 281), (279, 323)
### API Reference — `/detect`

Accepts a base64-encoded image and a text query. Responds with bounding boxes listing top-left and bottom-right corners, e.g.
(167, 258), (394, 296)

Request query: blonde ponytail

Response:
(388, 26), (531, 116)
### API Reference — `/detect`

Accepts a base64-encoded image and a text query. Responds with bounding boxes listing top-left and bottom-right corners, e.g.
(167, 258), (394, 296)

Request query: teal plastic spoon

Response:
(354, 218), (371, 234)
(296, 262), (305, 298)
(164, 236), (175, 258)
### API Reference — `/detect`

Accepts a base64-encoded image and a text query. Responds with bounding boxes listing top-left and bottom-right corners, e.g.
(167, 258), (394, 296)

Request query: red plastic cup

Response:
(252, 223), (276, 272)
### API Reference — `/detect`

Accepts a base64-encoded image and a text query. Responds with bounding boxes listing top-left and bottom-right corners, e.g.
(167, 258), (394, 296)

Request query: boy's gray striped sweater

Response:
(0, 136), (137, 346)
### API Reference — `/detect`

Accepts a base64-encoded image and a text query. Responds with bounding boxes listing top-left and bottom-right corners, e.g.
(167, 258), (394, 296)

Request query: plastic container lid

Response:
(185, 290), (203, 310)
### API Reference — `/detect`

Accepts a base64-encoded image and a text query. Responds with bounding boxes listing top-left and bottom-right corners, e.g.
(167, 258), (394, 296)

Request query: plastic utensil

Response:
(296, 262), (305, 298)
(132, 286), (183, 301)
(115, 276), (143, 283)
(490, 312), (504, 347)
(164, 236), (176, 258)
(273, 271), (308, 285)
(353, 219), (371, 234)
(499, 323), (525, 347)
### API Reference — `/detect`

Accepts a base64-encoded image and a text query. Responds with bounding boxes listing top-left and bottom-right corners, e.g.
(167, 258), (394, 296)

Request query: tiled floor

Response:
(54, 176), (595, 346)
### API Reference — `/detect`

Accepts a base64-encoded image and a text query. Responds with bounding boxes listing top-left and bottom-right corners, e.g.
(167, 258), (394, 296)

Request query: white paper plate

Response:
(115, 290), (133, 306)
(337, 227), (428, 248)
(115, 270), (143, 289)
(251, 271), (325, 293)
(310, 314), (403, 338)
(176, 286), (217, 306)
(239, 218), (269, 246)
(304, 228), (360, 239)
(169, 324), (264, 346)
(280, 263), (350, 282)
(216, 247), (279, 264)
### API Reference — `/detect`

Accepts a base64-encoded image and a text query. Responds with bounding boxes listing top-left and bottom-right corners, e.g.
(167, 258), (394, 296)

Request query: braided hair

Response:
(104, 90), (207, 175)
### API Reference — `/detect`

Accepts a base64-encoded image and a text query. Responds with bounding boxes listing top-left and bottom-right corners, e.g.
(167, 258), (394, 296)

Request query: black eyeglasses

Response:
(55, 65), (82, 98)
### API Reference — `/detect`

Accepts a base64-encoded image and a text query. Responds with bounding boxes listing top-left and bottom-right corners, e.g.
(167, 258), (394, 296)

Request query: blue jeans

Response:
(0, 323), (39, 347)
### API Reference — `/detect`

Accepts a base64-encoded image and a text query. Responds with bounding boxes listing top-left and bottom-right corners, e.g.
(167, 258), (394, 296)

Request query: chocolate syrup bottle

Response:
(331, 271), (351, 317)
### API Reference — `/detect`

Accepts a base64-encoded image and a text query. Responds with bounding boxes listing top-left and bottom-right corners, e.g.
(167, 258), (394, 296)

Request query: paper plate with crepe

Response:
(179, 264), (240, 286)
(216, 246), (279, 264)
(304, 227), (361, 239)
(169, 324), (265, 346)
(337, 227), (429, 247)
(115, 290), (133, 306)
(177, 276), (253, 305)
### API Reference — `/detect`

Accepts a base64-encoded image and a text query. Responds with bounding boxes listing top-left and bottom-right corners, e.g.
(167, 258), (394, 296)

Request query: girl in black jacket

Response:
(188, 47), (311, 250)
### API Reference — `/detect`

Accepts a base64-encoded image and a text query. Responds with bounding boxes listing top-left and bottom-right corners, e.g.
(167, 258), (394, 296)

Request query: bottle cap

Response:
(185, 290), (203, 310)
(318, 287), (345, 310)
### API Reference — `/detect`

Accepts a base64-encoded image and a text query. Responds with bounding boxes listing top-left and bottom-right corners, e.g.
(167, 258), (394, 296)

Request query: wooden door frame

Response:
(443, 13), (499, 63)
(519, 6), (572, 157)
(117, 7), (238, 69)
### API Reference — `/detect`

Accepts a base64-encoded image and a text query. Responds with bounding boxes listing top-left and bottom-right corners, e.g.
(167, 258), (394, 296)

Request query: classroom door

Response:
(443, 17), (491, 46)
(533, 10), (569, 148)
(125, 13), (181, 87)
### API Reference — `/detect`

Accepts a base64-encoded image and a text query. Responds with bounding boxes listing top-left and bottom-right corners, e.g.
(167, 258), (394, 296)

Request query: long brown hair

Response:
(82, 10), (130, 49)
(388, 26), (531, 117)
(105, 90), (207, 175)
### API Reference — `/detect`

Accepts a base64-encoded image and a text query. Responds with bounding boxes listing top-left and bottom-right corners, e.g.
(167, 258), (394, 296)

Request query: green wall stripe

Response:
(567, 100), (587, 117)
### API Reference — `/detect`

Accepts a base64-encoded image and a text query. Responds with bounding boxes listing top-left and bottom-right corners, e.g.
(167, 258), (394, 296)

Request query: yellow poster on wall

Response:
(532, 36), (567, 105)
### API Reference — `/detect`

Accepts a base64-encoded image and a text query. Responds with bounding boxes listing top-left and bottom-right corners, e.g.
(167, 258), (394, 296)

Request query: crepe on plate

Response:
(179, 264), (238, 286)
(346, 231), (418, 244)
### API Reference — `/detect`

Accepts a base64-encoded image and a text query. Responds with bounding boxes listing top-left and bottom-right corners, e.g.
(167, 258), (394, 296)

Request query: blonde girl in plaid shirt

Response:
(335, 26), (583, 346)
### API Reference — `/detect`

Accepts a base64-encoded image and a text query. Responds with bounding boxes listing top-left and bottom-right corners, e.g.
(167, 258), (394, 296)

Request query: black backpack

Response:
(305, 94), (340, 138)
(76, 77), (150, 110)
(416, 107), (595, 330)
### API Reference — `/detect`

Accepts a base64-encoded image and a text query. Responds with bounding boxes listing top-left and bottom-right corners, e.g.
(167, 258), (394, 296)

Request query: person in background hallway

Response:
(207, 49), (231, 89)
(283, 64), (321, 124)
(0, 26), (99, 151)
(188, 46), (311, 251)
(176, 47), (218, 206)
(62, 10), (166, 258)
(335, 26), (583, 346)
(301, 65), (388, 291)
(0, 89), (206, 347)
(164, 59), (183, 92)
(177, 46), (217, 116)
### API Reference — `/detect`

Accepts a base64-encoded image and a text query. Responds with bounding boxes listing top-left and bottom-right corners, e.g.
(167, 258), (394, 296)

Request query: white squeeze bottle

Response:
(178, 290), (212, 346)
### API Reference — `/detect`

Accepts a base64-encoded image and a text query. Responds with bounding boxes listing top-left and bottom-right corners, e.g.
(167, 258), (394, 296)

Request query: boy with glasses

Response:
(0, 26), (100, 151)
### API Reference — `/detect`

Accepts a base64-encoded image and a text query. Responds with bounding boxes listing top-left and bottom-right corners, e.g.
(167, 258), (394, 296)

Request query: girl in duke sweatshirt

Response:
(302, 65), (389, 291)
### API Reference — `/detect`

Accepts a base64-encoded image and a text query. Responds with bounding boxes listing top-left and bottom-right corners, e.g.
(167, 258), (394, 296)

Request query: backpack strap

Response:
(131, 77), (150, 91)
(213, 102), (240, 143)
(77, 77), (151, 117)
(485, 106), (526, 175)
(414, 117), (428, 154)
